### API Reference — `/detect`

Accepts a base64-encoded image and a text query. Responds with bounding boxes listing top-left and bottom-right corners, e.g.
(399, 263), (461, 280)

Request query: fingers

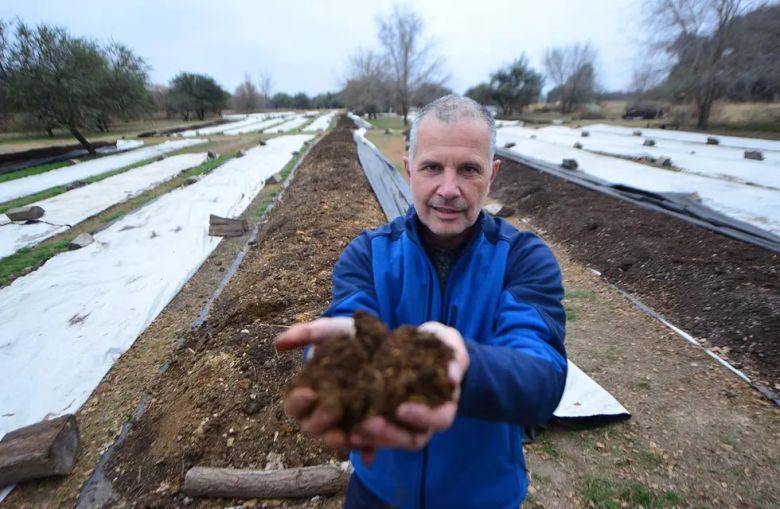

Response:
(397, 401), (457, 431)
(300, 405), (339, 436)
(283, 387), (317, 419)
(418, 321), (470, 375)
(274, 317), (355, 351)
(352, 416), (433, 450)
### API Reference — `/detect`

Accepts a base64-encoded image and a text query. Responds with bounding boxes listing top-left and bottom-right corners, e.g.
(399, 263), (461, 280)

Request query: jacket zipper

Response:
(418, 243), (469, 509)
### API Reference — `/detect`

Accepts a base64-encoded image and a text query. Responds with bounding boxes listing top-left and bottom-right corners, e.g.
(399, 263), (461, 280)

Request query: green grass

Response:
(0, 160), (68, 184)
(254, 190), (279, 217)
(564, 303), (578, 322)
(538, 433), (560, 458)
(0, 156), (161, 214)
(582, 476), (683, 509)
(0, 239), (72, 286)
(368, 115), (407, 131)
(0, 154), (233, 286)
(638, 449), (664, 470)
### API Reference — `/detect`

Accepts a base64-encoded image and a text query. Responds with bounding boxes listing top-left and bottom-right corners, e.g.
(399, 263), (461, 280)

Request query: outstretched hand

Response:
(274, 318), (470, 464)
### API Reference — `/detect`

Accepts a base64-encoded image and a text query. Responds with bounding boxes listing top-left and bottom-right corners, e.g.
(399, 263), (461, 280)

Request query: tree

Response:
(464, 83), (495, 106)
(716, 3), (780, 101)
(232, 74), (260, 113)
(168, 72), (229, 120)
(0, 19), (151, 153)
(271, 92), (293, 109)
(411, 82), (453, 108)
(293, 92), (311, 110)
(644, 0), (751, 129)
(489, 56), (544, 116)
(543, 43), (598, 113)
(341, 48), (391, 118)
(312, 91), (343, 109)
(377, 4), (446, 125)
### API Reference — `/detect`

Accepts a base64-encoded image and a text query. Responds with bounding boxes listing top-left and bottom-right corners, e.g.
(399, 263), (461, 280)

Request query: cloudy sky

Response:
(2, 0), (647, 96)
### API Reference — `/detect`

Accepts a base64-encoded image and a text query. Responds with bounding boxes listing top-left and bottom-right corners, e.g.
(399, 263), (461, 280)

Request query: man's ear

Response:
(403, 156), (411, 180)
(489, 158), (501, 185)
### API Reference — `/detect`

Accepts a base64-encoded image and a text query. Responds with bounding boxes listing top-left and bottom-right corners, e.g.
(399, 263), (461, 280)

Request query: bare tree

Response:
(233, 74), (260, 113)
(258, 73), (273, 109)
(543, 43), (598, 113)
(377, 4), (446, 125)
(630, 64), (665, 104)
(644, 0), (751, 129)
(342, 48), (390, 118)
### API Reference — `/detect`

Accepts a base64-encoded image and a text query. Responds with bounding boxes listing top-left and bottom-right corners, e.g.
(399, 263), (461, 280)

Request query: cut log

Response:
(706, 136), (719, 145)
(561, 158), (578, 170)
(503, 142), (516, 149)
(236, 149), (247, 158)
(65, 180), (87, 191)
(265, 173), (283, 185)
(632, 130), (642, 136)
(0, 414), (80, 486)
(643, 139), (656, 147)
(744, 150), (764, 161)
(573, 142), (583, 149)
(183, 176), (200, 186)
(69, 233), (94, 250)
(208, 214), (248, 237)
(6, 205), (45, 222)
(580, 131), (590, 137)
(183, 463), (352, 499)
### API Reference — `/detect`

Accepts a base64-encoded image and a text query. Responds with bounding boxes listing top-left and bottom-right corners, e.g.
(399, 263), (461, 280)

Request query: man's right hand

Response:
(274, 316), (357, 448)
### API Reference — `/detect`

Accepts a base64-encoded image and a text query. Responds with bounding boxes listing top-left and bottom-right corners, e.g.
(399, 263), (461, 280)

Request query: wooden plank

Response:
(0, 414), (80, 485)
(183, 464), (352, 499)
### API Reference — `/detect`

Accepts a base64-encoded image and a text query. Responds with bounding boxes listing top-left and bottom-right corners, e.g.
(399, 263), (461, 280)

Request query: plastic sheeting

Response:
(178, 113), (295, 137)
(0, 153), (208, 258)
(530, 125), (780, 188)
(496, 128), (780, 237)
(352, 127), (630, 425)
(586, 123), (780, 152)
(353, 129), (411, 220)
(222, 116), (288, 135)
(553, 362), (630, 425)
(306, 111), (337, 131)
(0, 139), (206, 203)
(348, 112), (373, 129)
(270, 114), (310, 133)
(0, 134), (312, 442)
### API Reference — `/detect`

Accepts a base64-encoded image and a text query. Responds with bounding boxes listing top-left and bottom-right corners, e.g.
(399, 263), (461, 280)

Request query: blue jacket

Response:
(324, 207), (567, 509)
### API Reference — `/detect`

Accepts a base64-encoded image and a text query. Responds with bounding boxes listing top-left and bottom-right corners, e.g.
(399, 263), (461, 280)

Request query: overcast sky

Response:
(2, 0), (647, 96)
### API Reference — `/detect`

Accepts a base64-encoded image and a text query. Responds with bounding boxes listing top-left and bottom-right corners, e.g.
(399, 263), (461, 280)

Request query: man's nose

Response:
(437, 168), (461, 199)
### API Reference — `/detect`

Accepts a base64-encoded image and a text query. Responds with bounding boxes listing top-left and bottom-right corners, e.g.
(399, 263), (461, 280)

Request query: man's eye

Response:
(462, 166), (480, 173)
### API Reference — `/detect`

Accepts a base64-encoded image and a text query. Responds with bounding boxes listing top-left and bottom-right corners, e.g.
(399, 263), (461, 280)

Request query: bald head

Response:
(408, 95), (496, 163)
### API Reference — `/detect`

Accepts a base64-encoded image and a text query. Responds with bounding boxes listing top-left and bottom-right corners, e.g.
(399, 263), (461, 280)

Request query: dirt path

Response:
(99, 118), (386, 507)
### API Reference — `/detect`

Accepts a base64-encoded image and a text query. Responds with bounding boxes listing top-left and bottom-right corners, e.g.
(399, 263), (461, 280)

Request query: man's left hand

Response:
(345, 321), (470, 463)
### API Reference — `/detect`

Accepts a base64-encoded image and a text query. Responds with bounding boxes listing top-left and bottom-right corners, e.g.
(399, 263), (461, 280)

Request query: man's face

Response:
(404, 116), (501, 247)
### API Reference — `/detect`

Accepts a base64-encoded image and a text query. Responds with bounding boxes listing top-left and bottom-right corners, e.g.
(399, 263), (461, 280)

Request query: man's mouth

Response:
(430, 205), (464, 217)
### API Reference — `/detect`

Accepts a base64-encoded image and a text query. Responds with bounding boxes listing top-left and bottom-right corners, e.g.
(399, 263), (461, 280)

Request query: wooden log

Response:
(208, 214), (248, 237)
(183, 463), (352, 499)
(0, 414), (80, 486)
(6, 205), (45, 222)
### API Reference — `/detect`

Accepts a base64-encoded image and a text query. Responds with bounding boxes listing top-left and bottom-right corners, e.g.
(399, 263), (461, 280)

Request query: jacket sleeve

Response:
(457, 235), (567, 427)
(322, 232), (381, 318)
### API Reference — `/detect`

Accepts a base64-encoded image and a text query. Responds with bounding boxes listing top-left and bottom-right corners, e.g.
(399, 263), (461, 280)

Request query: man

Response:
(276, 95), (567, 508)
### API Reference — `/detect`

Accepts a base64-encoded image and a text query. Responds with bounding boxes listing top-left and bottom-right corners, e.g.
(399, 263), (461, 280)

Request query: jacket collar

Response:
(403, 205), (494, 251)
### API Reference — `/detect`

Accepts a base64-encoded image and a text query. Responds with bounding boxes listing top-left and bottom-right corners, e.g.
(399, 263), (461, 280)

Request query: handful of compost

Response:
(287, 312), (454, 434)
